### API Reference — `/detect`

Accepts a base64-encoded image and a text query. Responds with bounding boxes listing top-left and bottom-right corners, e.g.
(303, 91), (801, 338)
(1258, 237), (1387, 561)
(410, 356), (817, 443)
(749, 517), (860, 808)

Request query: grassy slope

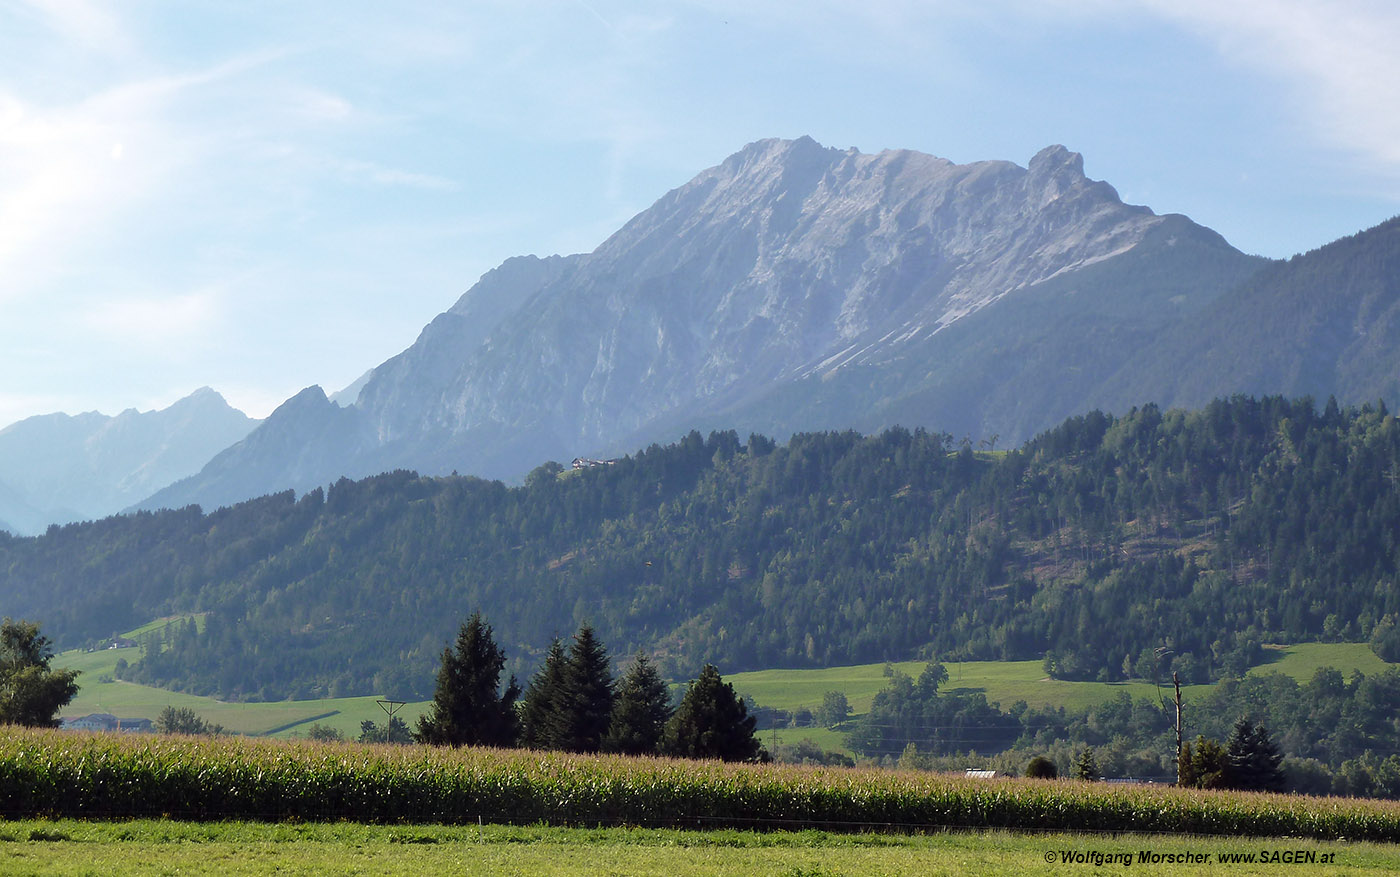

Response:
(728, 643), (1394, 716)
(1252, 642), (1392, 679)
(120, 613), (207, 640)
(53, 637), (1390, 741)
(54, 647), (428, 738)
(730, 659), (1196, 715)
(3, 821), (1396, 877)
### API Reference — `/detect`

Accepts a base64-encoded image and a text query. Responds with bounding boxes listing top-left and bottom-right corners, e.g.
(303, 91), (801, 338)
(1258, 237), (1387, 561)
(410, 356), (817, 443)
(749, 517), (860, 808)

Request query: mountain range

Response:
(4, 136), (1397, 526)
(137, 137), (1275, 513)
(0, 389), (256, 535)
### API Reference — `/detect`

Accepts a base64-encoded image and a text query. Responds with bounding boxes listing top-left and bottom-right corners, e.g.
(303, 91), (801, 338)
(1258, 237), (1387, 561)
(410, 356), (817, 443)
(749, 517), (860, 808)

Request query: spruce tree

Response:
(414, 612), (520, 747)
(604, 652), (672, 755)
(661, 664), (766, 762)
(1226, 718), (1285, 791)
(1073, 747), (1101, 781)
(559, 624), (614, 752)
(520, 638), (569, 749)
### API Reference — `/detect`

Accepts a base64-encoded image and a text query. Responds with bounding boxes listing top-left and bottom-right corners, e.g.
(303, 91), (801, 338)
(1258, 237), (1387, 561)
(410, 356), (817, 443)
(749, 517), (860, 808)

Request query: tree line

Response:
(836, 656), (1400, 797)
(5, 395), (1400, 704)
(0, 610), (765, 765)
(413, 613), (764, 762)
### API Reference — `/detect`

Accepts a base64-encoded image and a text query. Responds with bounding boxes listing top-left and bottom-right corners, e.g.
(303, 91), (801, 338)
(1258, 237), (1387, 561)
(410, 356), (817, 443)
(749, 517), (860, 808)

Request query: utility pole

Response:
(376, 699), (406, 743)
(1172, 672), (1184, 785)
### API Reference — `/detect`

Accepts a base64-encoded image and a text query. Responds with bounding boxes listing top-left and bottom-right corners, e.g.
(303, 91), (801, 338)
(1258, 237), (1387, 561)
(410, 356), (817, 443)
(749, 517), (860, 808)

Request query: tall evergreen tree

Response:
(604, 652), (672, 755)
(662, 664), (766, 762)
(1073, 747), (1101, 781)
(414, 612), (521, 747)
(520, 638), (569, 749)
(1226, 717), (1285, 792)
(559, 624), (615, 752)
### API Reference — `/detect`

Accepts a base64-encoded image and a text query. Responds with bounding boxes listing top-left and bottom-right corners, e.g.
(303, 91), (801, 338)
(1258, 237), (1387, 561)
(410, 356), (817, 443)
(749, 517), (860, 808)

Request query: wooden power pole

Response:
(1172, 671), (1184, 785)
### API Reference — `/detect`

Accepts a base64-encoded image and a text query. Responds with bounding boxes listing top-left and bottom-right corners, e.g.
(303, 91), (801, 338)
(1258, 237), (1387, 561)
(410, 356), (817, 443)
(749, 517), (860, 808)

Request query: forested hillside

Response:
(1095, 215), (1400, 412)
(4, 395), (1400, 701)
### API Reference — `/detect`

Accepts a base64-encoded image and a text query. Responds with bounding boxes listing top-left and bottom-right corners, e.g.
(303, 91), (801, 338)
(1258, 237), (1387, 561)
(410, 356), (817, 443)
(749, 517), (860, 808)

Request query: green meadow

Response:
(1250, 641), (1392, 679)
(727, 642), (1395, 718)
(54, 646), (428, 738)
(2, 821), (1397, 877)
(728, 658), (1187, 715)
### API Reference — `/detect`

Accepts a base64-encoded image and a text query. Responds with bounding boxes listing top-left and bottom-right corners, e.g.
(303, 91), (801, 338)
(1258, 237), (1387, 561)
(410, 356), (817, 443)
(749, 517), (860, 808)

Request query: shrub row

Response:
(4, 728), (1400, 841)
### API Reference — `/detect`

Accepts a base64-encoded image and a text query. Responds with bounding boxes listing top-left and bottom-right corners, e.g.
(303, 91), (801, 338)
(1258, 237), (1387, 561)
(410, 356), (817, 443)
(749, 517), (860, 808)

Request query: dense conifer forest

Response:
(3, 395), (1400, 705)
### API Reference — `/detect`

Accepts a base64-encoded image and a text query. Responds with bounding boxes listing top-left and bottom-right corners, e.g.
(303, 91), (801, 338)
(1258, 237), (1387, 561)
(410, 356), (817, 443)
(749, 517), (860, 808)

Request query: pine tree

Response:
(661, 664), (766, 762)
(1073, 747), (1101, 781)
(558, 624), (615, 752)
(414, 612), (520, 747)
(1226, 717), (1285, 792)
(604, 652), (672, 755)
(520, 638), (569, 749)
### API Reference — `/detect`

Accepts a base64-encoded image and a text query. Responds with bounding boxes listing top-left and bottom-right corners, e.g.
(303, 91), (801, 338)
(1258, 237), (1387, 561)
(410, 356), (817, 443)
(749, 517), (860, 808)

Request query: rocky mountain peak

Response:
(346, 137), (1183, 460)
(138, 137), (1260, 511)
(1028, 143), (1082, 176)
(266, 386), (333, 425)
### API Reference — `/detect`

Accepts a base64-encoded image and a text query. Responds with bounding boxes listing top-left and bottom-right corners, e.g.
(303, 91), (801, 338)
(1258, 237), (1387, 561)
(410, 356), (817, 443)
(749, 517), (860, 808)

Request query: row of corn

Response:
(3, 728), (1398, 840)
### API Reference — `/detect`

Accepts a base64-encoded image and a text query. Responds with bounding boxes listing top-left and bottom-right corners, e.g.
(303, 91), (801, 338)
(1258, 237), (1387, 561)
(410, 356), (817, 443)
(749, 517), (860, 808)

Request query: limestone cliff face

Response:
(354, 138), (1169, 449)
(141, 137), (1259, 511)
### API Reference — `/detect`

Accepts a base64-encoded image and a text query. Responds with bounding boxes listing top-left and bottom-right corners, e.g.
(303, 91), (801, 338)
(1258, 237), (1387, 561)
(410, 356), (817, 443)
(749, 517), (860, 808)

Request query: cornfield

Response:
(4, 727), (1399, 841)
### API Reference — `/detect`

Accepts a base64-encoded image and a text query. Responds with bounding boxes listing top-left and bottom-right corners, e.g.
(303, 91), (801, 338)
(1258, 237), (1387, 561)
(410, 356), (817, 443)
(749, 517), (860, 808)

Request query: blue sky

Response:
(2, 1), (1398, 427)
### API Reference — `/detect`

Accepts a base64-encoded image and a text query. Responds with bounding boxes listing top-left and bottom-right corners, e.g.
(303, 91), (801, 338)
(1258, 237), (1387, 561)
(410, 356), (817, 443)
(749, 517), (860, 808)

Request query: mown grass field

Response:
(727, 659), (1182, 715)
(1252, 641), (1392, 679)
(727, 641), (1395, 717)
(2, 819), (1397, 877)
(53, 647), (429, 738)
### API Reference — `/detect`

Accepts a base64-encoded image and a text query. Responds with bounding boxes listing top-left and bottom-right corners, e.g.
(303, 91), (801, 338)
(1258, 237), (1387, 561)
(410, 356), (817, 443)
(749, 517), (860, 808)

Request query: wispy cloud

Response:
(284, 86), (354, 123)
(17, 0), (137, 60)
(326, 157), (459, 192)
(3, 0), (1396, 427)
(0, 81), (178, 298)
(1132, 0), (1400, 174)
(686, 0), (1400, 179)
